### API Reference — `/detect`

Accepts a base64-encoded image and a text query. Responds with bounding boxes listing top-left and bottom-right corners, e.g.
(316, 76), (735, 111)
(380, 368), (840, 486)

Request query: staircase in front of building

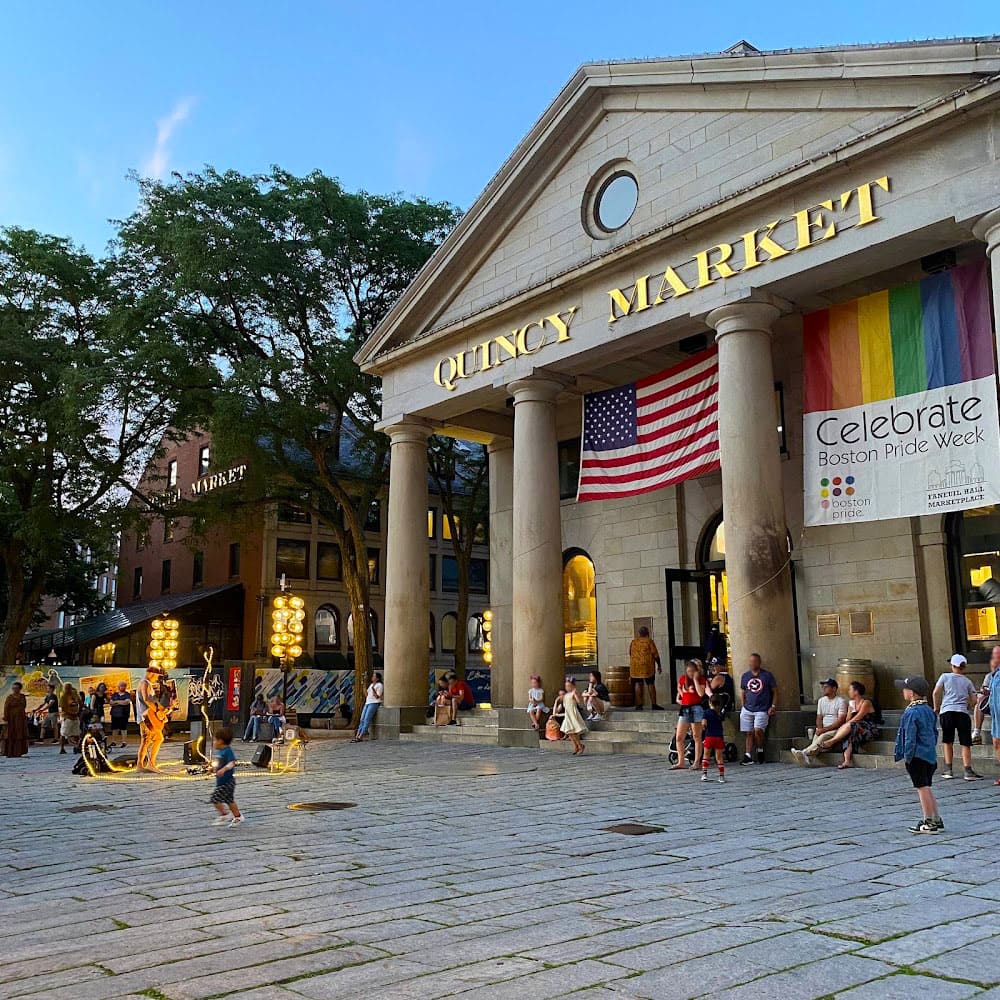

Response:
(780, 711), (1000, 776)
(399, 708), (499, 746)
(541, 710), (678, 755)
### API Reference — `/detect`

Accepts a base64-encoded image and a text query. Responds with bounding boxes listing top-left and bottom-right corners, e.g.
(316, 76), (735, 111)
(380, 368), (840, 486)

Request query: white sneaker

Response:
(212, 815), (230, 826)
(592, 714), (605, 722)
(700, 771), (708, 782)
(585, 714), (596, 721)
(972, 729), (981, 743)
(228, 815), (245, 828)
(790, 748), (805, 767)
(717, 775), (726, 783)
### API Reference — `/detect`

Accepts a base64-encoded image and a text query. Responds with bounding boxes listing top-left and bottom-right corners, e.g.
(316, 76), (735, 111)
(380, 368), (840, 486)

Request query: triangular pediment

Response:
(358, 38), (1000, 369)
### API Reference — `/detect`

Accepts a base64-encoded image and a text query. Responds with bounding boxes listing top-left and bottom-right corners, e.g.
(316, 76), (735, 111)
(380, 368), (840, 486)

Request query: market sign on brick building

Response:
(802, 259), (1000, 525)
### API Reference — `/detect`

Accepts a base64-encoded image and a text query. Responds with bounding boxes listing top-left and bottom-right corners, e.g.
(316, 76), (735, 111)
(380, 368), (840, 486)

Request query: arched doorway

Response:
(698, 512), (729, 665)
(562, 548), (597, 671)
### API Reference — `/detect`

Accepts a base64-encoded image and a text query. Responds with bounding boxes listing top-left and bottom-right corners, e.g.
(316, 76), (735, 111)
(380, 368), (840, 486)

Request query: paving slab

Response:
(2, 739), (1000, 998)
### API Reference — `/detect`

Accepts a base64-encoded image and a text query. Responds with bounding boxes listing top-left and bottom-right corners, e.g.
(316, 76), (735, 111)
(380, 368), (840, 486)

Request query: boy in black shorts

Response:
(894, 676), (942, 834)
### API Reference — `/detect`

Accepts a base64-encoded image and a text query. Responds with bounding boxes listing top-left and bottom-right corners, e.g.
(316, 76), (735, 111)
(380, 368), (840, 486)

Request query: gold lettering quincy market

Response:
(433, 307), (578, 392)
(607, 176), (890, 323)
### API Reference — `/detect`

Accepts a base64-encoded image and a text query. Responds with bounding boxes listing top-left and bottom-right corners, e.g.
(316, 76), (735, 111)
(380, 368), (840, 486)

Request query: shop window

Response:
(160, 559), (172, 594)
(473, 522), (487, 545)
(427, 508), (436, 538)
(429, 554), (437, 592)
(949, 506), (1000, 657)
(469, 558), (488, 594)
(429, 612), (436, 651)
(365, 500), (381, 532)
(442, 556), (459, 593)
(367, 549), (381, 586)
(468, 613), (485, 653)
(275, 538), (309, 580)
(317, 542), (342, 581)
(562, 549), (597, 669)
(192, 550), (204, 588)
(228, 542), (241, 578)
(347, 609), (378, 651)
(278, 501), (311, 524)
(166, 459), (177, 488)
(198, 445), (211, 476)
(442, 612), (457, 653)
(443, 514), (460, 541)
(559, 438), (581, 500)
(315, 605), (341, 649)
(136, 526), (149, 552)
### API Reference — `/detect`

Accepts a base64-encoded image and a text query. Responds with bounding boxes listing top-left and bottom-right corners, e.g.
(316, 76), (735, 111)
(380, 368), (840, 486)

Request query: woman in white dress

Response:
(560, 677), (587, 755)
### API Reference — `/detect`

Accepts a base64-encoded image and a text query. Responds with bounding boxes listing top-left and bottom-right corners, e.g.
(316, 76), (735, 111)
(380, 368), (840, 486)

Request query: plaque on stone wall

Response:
(849, 612), (874, 636)
(816, 614), (841, 637)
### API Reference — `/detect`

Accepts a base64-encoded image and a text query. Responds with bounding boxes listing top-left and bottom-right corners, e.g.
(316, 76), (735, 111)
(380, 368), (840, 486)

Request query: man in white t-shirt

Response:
(792, 678), (849, 766)
(934, 654), (982, 780)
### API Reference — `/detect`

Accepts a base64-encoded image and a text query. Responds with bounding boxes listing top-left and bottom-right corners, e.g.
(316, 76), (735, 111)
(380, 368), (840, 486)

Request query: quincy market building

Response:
(357, 39), (1000, 744)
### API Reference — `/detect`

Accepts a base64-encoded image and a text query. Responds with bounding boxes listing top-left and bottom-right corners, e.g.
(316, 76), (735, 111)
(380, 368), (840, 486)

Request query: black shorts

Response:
(940, 711), (972, 747)
(210, 783), (235, 805)
(905, 758), (936, 788)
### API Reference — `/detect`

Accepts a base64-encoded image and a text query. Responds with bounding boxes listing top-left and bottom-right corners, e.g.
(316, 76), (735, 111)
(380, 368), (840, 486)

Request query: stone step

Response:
(583, 728), (674, 745)
(398, 732), (499, 746)
(540, 738), (672, 757)
(781, 749), (1000, 775)
(791, 737), (997, 759)
(407, 724), (498, 737)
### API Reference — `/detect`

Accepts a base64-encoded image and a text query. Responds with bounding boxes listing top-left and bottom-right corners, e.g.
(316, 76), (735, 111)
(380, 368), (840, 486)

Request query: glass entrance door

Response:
(664, 569), (711, 693)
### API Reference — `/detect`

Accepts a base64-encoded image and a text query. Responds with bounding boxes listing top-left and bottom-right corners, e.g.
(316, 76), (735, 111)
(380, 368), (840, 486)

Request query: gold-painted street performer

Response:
(3, 680), (29, 758)
(136, 666), (174, 772)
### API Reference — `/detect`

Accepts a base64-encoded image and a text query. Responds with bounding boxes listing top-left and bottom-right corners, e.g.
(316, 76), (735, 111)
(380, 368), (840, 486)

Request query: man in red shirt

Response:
(445, 674), (475, 725)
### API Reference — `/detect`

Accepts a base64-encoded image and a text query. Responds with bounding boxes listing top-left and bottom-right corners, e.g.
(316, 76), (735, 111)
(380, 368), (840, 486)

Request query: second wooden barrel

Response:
(606, 664), (634, 707)
(836, 657), (876, 699)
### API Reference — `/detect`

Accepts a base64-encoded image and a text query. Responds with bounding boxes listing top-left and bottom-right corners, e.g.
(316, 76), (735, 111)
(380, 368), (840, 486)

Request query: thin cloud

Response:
(143, 97), (196, 180)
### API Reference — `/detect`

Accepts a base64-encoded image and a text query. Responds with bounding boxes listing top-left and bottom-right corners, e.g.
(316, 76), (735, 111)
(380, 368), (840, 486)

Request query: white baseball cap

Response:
(950, 653), (968, 668)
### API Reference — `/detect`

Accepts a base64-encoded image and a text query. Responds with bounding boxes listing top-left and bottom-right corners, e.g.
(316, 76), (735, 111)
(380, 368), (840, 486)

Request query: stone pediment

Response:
(357, 39), (1000, 370)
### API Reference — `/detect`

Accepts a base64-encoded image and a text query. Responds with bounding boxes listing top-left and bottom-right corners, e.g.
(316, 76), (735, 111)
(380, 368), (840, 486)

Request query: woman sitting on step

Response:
(800, 681), (879, 769)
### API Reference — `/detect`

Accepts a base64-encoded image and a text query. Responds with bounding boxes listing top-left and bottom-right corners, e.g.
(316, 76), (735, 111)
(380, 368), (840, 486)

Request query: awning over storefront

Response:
(20, 583), (244, 661)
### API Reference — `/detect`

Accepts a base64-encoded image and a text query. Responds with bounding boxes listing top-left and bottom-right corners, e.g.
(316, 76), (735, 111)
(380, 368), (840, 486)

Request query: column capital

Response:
(487, 436), (513, 455)
(706, 299), (782, 339)
(383, 418), (433, 447)
(972, 208), (1000, 253)
(507, 377), (565, 406)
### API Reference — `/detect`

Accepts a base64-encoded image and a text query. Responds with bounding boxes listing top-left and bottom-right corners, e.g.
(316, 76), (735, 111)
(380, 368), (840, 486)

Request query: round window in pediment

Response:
(594, 171), (638, 233)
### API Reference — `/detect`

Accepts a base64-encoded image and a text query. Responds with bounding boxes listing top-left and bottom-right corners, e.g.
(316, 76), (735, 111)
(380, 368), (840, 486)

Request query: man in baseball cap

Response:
(933, 654), (982, 781)
(894, 674), (942, 832)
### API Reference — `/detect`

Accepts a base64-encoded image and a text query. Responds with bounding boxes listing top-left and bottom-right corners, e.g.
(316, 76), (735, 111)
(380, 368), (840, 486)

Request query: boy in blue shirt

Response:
(210, 727), (245, 829)
(894, 676), (941, 834)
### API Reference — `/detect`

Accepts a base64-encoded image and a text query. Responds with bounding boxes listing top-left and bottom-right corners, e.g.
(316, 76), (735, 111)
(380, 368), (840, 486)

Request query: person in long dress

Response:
(560, 677), (587, 755)
(3, 681), (29, 758)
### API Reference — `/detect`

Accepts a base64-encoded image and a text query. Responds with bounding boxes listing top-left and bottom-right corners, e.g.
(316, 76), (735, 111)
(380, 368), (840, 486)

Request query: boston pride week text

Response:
(802, 259), (1000, 526)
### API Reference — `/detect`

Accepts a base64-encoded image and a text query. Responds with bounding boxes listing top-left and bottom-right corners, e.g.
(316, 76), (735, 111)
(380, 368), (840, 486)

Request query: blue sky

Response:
(1, 1), (996, 254)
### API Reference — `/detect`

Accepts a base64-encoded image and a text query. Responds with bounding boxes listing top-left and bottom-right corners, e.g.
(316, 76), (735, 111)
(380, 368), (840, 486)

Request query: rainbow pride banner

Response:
(803, 259), (1000, 526)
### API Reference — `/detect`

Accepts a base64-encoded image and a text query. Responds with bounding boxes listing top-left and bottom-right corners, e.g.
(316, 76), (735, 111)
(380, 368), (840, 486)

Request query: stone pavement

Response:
(2, 737), (999, 999)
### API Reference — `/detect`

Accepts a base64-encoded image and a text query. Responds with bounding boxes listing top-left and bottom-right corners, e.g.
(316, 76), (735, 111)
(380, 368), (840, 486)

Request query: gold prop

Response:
(481, 609), (493, 665)
(149, 616), (179, 674)
(270, 592), (305, 663)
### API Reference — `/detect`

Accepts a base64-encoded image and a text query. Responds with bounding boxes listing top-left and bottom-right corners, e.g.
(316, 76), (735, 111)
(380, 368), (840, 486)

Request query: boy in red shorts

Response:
(701, 695), (727, 783)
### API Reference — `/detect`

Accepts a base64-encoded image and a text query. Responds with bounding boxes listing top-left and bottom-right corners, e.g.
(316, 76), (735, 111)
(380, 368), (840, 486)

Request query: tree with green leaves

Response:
(0, 227), (214, 663)
(115, 167), (460, 715)
(427, 437), (490, 678)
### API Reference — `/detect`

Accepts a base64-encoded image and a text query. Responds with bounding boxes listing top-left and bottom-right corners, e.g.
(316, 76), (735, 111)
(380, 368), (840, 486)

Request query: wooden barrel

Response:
(836, 657), (876, 700)
(606, 664), (634, 708)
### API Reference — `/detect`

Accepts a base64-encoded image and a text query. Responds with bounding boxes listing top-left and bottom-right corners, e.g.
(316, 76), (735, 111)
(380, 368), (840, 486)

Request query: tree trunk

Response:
(454, 556), (469, 679)
(1, 554), (46, 664)
(343, 569), (371, 727)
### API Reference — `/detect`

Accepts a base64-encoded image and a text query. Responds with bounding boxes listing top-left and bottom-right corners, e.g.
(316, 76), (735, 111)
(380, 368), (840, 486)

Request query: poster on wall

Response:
(254, 668), (353, 713)
(226, 667), (241, 712)
(803, 260), (1000, 526)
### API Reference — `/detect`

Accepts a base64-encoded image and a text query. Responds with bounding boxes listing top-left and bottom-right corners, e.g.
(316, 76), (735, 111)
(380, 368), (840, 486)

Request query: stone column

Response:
(973, 209), (1000, 355)
(382, 421), (432, 713)
(706, 301), (798, 710)
(505, 378), (564, 743)
(487, 438), (514, 709)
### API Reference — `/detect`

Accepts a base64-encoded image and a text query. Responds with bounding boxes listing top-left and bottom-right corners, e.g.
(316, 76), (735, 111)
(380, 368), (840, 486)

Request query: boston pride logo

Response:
(818, 475), (857, 511)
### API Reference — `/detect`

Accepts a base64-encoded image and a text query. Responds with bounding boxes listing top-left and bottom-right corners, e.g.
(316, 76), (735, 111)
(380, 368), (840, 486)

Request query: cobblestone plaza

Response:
(3, 741), (1000, 999)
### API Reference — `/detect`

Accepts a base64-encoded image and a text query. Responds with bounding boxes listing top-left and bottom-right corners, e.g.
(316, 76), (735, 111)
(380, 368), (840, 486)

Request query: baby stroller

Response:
(86, 718), (126, 755)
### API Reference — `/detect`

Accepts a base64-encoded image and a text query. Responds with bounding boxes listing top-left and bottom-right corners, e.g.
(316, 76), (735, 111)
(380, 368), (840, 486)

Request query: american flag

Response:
(576, 346), (720, 501)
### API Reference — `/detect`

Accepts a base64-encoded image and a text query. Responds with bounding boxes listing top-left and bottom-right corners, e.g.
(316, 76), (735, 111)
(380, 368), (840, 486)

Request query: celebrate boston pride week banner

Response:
(803, 259), (1000, 527)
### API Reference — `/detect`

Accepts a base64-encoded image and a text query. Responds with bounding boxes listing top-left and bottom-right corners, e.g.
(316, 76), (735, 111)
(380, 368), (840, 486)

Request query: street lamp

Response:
(270, 587), (304, 707)
(481, 609), (493, 665)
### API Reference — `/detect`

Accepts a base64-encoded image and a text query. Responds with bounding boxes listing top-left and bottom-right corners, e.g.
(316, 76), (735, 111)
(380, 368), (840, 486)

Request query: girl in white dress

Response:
(561, 677), (587, 754)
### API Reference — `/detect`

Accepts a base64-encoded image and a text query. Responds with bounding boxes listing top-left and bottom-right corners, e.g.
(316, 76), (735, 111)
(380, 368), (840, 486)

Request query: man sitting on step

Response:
(791, 678), (848, 766)
(444, 674), (475, 726)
